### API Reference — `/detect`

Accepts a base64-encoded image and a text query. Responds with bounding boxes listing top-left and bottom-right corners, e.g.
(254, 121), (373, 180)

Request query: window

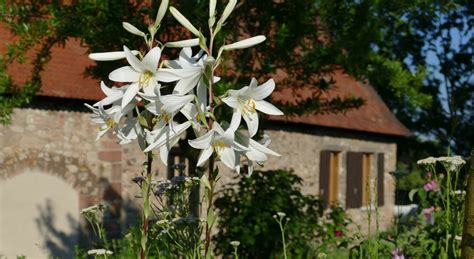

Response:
(329, 152), (340, 205)
(346, 152), (374, 208)
(377, 153), (385, 206)
(319, 150), (340, 208)
(166, 147), (200, 217)
(362, 153), (372, 206)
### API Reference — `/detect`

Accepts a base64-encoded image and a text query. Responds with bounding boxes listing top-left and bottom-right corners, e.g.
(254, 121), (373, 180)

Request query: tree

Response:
(2, 0), (470, 160)
(316, 0), (473, 157)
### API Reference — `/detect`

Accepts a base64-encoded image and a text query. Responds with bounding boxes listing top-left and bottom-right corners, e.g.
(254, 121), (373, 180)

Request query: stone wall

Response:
(262, 124), (397, 233)
(0, 108), (398, 256)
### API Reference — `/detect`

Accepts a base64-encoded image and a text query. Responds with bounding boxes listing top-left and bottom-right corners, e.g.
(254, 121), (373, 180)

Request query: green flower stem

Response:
(140, 113), (155, 259)
(204, 157), (216, 257)
(275, 215), (288, 259)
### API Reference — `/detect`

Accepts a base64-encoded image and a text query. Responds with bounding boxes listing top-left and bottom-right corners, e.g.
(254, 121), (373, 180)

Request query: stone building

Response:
(0, 29), (409, 257)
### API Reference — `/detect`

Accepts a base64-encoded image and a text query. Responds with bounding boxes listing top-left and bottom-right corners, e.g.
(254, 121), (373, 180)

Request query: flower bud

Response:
(216, 0), (237, 31)
(169, 7), (200, 37)
(122, 22), (146, 37)
(165, 38), (200, 48)
(223, 36), (266, 51)
(155, 0), (169, 26)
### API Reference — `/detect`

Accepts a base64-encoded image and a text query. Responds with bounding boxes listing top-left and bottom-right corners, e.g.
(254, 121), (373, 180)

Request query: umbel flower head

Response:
(85, 0), (283, 174)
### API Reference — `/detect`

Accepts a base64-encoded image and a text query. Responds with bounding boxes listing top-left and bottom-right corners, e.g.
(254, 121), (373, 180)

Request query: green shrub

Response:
(214, 170), (326, 258)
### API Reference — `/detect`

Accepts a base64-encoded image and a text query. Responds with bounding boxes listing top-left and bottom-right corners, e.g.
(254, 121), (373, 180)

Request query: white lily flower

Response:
(144, 121), (192, 164)
(116, 115), (140, 145)
(235, 132), (280, 175)
(157, 48), (204, 95)
(222, 78), (283, 137)
(85, 103), (121, 140)
(157, 48), (219, 114)
(188, 123), (248, 171)
(109, 45), (161, 108)
(140, 90), (194, 126)
(180, 102), (207, 134)
(93, 81), (127, 106)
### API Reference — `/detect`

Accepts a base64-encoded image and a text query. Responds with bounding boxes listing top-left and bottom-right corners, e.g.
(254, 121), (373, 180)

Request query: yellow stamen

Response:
(238, 97), (257, 115)
(105, 118), (116, 128)
(139, 71), (154, 88)
(212, 140), (226, 153)
(157, 109), (171, 123)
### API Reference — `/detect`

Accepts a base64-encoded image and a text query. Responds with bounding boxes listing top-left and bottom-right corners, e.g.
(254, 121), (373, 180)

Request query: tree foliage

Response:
(1, 0), (472, 158)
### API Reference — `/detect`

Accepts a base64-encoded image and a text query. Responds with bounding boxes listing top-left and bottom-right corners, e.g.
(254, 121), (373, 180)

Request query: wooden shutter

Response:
(319, 151), (331, 208)
(377, 153), (385, 206)
(346, 152), (363, 208)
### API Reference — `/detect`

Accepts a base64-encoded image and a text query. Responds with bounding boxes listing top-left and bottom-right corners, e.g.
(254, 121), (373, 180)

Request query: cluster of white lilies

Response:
(85, 0), (283, 174)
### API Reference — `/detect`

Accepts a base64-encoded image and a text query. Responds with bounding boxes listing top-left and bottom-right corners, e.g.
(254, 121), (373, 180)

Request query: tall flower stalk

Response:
(84, 0), (283, 257)
(416, 156), (466, 258)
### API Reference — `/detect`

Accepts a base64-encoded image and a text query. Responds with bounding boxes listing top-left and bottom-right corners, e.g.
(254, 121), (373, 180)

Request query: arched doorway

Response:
(0, 149), (100, 258)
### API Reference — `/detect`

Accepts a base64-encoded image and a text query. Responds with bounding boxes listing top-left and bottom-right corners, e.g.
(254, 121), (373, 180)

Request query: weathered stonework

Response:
(263, 124), (397, 232)
(1, 107), (398, 253)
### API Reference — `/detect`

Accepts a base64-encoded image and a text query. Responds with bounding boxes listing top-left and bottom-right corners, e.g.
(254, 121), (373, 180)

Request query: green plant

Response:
(402, 156), (467, 258)
(214, 170), (326, 258)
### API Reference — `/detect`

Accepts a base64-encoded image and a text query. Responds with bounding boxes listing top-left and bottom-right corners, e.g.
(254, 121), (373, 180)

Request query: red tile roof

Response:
(271, 69), (411, 137)
(0, 25), (410, 137)
(0, 24), (102, 101)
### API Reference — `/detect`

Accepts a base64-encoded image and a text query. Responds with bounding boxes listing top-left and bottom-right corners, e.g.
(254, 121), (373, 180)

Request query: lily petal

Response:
(189, 130), (214, 149)
(197, 77), (208, 112)
(251, 78), (275, 100)
(255, 100), (283, 115)
(124, 45), (146, 72)
(142, 47), (161, 72)
(221, 95), (239, 108)
(173, 73), (201, 95)
(156, 68), (200, 82)
(197, 147), (214, 166)
(121, 83), (139, 108)
(179, 47), (195, 69)
(243, 111), (259, 137)
(161, 94), (194, 113)
(219, 148), (236, 170)
(109, 66), (140, 82)
(230, 109), (242, 130)
(249, 138), (280, 156)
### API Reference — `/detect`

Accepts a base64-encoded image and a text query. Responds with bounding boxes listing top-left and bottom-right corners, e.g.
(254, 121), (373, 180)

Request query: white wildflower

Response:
(452, 190), (466, 195)
(230, 241), (240, 247)
(417, 157), (437, 166)
(437, 156), (466, 172)
(87, 249), (113, 255)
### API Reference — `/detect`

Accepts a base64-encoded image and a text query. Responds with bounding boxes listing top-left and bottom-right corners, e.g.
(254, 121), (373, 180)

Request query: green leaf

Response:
(200, 174), (211, 190)
(207, 208), (216, 228)
(144, 197), (151, 218)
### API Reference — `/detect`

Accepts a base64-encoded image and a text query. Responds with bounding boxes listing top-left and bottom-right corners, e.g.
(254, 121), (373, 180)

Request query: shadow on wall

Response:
(34, 177), (140, 258)
(35, 200), (80, 259)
